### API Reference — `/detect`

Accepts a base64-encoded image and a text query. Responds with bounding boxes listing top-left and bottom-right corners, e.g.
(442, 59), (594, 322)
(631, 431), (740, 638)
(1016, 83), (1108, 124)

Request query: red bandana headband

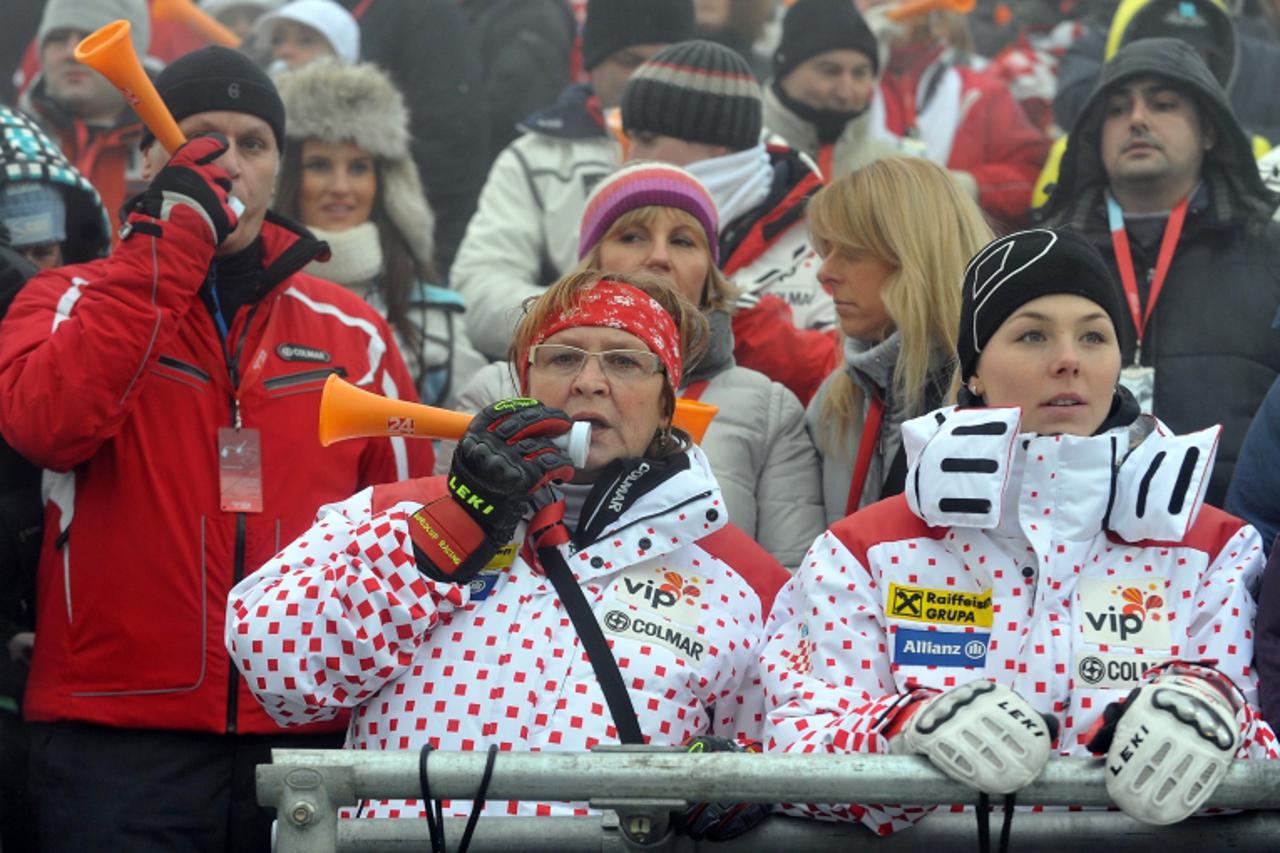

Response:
(520, 280), (683, 392)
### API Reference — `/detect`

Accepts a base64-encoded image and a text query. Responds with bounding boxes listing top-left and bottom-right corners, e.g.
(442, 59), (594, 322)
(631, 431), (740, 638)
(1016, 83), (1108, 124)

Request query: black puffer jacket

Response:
(338, 0), (488, 276)
(1045, 38), (1280, 506)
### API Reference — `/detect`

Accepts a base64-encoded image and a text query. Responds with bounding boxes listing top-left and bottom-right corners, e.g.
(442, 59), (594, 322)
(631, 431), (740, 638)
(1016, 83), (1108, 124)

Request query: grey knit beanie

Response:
(38, 0), (150, 59)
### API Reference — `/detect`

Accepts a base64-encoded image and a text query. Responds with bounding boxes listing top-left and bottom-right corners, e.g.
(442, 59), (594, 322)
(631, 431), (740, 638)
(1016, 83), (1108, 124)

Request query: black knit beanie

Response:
(621, 40), (763, 152)
(958, 228), (1126, 383)
(581, 0), (696, 71)
(773, 0), (880, 80)
(139, 46), (286, 152)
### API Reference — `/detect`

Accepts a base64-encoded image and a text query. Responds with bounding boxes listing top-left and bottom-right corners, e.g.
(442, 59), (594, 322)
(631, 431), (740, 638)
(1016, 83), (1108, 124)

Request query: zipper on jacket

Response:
(576, 490), (714, 554)
(226, 509), (247, 734)
(262, 366), (345, 390)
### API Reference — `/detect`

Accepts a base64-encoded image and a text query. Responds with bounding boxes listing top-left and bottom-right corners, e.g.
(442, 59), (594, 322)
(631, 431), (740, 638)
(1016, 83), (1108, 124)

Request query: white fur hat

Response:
(276, 60), (434, 269)
(253, 0), (359, 64)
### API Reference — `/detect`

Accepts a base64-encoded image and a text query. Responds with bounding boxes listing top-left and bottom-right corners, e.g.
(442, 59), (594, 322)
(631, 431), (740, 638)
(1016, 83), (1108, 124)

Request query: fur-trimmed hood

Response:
(275, 60), (434, 269)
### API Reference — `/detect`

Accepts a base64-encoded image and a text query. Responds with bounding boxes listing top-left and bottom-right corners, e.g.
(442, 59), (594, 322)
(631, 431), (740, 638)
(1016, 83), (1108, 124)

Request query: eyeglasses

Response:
(528, 344), (664, 383)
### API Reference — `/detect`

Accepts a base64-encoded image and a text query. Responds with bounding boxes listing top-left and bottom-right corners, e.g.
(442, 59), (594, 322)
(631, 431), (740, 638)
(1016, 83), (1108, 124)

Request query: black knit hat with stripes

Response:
(621, 40), (763, 152)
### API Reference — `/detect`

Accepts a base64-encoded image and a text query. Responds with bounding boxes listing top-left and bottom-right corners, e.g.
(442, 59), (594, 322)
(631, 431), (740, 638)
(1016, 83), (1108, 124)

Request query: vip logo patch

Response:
(893, 627), (988, 668)
(612, 567), (702, 626)
(888, 583), (993, 628)
(1075, 651), (1170, 689)
(276, 343), (331, 363)
(600, 609), (704, 663)
(1079, 579), (1171, 649)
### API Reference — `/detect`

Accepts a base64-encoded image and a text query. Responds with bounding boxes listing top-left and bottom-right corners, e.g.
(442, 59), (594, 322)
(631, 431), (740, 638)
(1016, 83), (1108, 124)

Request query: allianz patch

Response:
(467, 572), (501, 602)
(1075, 651), (1170, 690)
(276, 343), (331, 362)
(601, 609), (704, 663)
(611, 567), (702, 626)
(893, 627), (988, 668)
(888, 582), (993, 628)
(1078, 578), (1171, 649)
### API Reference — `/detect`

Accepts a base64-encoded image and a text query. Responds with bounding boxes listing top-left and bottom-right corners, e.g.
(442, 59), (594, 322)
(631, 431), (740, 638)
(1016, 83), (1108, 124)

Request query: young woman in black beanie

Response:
(762, 227), (1277, 838)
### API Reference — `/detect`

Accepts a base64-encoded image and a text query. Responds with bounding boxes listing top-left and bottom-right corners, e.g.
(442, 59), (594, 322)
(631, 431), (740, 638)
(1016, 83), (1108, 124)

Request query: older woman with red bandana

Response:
(226, 269), (787, 835)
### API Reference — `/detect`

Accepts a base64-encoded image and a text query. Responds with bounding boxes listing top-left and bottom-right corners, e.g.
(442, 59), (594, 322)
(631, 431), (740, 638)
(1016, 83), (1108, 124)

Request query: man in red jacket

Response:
(0, 47), (431, 853)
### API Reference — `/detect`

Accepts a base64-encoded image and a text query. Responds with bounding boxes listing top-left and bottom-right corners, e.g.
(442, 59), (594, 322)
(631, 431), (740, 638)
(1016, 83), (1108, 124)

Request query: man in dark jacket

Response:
(451, 0), (695, 360)
(337, 0), (488, 276)
(462, 0), (576, 165)
(1043, 37), (1280, 507)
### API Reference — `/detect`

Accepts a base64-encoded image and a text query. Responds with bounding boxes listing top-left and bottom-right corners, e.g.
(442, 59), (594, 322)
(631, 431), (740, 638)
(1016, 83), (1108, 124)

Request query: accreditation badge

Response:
(1120, 364), (1155, 414)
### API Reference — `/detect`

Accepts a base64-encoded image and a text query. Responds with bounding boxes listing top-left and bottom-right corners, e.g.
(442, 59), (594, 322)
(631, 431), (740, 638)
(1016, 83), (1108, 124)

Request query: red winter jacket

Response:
(0, 210), (432, 735)
(879, 52), (1049, 229)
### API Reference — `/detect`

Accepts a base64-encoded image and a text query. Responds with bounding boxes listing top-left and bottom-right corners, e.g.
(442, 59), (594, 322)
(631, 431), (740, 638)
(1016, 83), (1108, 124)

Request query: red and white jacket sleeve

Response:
(948, 70), (1049, 230)
(0, 214), (214, 470)
(225, 484), (464, 726)
(1180, 523), (1279, 758)
(760, 530), (933, 834)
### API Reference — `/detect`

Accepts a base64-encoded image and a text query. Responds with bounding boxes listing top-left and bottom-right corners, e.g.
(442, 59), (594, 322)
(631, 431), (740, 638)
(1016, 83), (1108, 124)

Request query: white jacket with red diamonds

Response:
(760, 406), (1278, 835)
(226, 446), (788, 819)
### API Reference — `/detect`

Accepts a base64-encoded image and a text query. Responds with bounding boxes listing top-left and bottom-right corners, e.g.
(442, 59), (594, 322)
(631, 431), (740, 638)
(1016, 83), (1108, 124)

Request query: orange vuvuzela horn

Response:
(318, 375), (719, 459)
(75, 21), (187, 154)
(885, 0), (977, 21)
(152, 0), (243, 48)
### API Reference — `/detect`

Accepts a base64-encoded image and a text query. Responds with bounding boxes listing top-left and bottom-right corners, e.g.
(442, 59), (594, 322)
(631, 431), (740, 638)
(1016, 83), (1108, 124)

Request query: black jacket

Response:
(461, 0), (575, 165)
(339, 0), (489, 276)
(1045, 38), (1280, 506)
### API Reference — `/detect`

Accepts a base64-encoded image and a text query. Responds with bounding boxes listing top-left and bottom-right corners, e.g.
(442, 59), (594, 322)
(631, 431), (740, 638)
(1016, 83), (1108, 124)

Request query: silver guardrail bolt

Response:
(289, 801), (316, 827)
(626, 814), (652, 842)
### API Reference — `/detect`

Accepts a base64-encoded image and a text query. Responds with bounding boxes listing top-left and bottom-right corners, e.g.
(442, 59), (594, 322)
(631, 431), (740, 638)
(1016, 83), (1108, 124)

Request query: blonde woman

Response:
(807, 156), (993, 523)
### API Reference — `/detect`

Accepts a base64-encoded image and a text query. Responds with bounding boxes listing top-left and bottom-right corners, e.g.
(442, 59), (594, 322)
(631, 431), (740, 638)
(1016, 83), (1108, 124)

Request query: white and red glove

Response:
(893, 680), (1056, 795)
(1088, 670), (1242, 825)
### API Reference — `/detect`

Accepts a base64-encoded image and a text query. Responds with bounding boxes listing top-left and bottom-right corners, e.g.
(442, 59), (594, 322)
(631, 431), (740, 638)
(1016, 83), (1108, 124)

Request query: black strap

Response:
(419, 744), (445, 853)
(538, 545), (645, 744)
(457, 745), (499, 853)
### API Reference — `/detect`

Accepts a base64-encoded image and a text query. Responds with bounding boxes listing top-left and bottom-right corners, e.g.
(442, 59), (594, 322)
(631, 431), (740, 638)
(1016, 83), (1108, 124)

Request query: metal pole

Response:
(264, 748), (1280, 810)
(332, 811), (1280, 853)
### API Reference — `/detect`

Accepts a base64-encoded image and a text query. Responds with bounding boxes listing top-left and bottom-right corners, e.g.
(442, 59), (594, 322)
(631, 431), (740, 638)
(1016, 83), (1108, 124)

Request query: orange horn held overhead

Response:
(75, 21), (187, 154)
(152, 0), (243, 48)
(885, 0), (977, 21)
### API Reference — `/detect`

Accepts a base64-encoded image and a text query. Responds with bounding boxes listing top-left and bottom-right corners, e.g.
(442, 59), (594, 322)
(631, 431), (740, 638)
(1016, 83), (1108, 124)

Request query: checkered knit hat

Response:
(578, 161), (720, 264)
(621, 40), (763, 153)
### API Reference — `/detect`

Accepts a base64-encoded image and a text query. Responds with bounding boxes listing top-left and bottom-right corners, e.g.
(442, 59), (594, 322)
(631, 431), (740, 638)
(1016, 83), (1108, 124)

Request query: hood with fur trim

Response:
(275, 60), (434, 270)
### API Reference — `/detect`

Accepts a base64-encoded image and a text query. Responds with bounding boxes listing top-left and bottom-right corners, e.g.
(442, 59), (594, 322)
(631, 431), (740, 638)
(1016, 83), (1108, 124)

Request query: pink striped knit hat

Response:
(577, 161), (720, 264)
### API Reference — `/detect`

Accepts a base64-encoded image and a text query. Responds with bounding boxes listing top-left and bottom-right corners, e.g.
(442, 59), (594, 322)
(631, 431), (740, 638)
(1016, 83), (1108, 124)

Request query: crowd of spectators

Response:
(4, 1), (1280, 850)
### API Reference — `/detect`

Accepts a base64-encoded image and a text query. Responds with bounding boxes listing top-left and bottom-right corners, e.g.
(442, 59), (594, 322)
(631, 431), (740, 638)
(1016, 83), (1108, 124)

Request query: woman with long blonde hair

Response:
(807, 156), (993, 522)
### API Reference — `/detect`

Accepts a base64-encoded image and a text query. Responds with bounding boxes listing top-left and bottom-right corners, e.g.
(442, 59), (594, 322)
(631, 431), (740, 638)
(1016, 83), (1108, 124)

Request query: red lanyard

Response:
(845, 391), (885, 517)
(1106, 195), (1188, 349)
(817, 144), (835, 184)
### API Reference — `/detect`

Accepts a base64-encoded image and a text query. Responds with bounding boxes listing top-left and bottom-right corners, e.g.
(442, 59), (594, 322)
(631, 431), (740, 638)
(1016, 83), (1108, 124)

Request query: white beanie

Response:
(38, 0), (150, 58)
(201, 0), (286, 17)
(253, 0), (360, 64)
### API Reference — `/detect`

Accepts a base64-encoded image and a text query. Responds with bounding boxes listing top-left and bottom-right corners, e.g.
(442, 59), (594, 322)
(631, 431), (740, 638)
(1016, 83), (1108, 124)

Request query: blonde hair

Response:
(508, 269), (710, 429)
(807, 157), (994, 457)
(575, 205), (739, 313)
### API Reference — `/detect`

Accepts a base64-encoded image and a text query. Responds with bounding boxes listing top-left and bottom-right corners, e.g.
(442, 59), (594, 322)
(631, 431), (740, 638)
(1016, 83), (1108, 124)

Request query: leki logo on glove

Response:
(614, 568), (702, 626)
(448, 475), (495, 516)
(1079, 580), (1171, 648)
(888, 583), (993, 628)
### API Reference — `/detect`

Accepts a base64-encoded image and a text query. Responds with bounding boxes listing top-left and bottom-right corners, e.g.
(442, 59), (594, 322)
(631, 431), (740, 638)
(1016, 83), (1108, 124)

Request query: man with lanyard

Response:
(1043, 37), (1280, 506)
(0, 47), (430, 851)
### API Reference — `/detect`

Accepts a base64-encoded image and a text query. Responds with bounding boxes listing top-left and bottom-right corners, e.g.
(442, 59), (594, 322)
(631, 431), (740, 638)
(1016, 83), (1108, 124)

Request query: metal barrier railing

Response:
(258, 747), (1280, 852)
